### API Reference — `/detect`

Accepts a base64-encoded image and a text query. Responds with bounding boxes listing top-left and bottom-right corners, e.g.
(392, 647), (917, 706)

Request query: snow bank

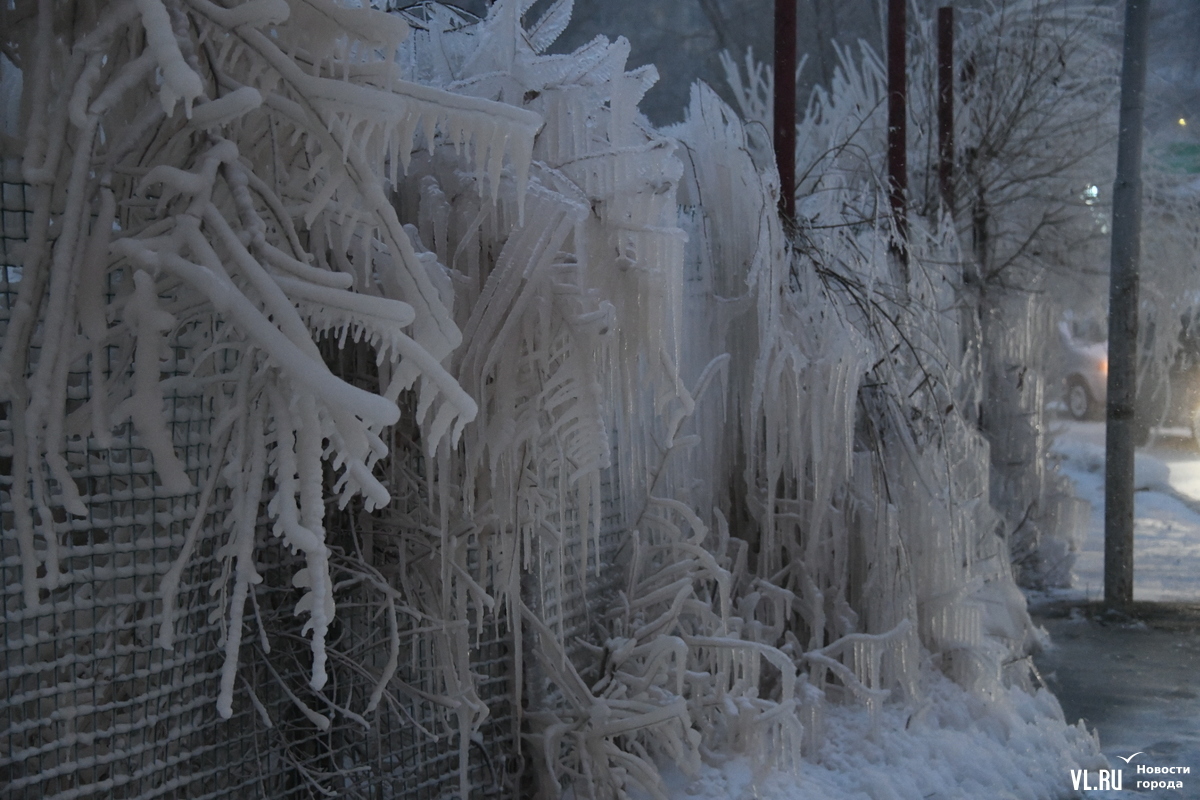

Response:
(1050, 422), (1200, 602)
(1050, 437), (1172, 492)
(658, 675), (1103, 800)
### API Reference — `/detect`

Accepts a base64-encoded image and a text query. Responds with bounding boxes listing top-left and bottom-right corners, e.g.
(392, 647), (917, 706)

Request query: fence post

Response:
(774, 0), (797, 221)
(887, 0), (909, 280)
(937, 7), (955, 213)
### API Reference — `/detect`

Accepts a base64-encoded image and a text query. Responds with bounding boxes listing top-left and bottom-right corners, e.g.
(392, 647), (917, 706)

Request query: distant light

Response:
(1181, 118), (1188, 127)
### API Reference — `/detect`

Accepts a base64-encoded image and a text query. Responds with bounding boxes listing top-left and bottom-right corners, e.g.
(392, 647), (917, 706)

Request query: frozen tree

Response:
(946, 0), (1120, 586)
(381, 4), (1102, 796)
(1121, 0), (1200, 441)
(722, 0), (1124, 589)
(941, 0), (1200, 577)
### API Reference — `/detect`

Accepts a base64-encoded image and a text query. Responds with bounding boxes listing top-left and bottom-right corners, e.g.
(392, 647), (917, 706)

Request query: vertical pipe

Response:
(1105, 0), (1151, 611)
(887, 0), (908, 267)
(774, 0), (797, 221)
(937, 6), (955, 213)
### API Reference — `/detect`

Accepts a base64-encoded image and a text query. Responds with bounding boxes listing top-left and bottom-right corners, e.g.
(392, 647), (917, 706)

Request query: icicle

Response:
(78, 185), (116, 446)
(158, 428), (229, 650)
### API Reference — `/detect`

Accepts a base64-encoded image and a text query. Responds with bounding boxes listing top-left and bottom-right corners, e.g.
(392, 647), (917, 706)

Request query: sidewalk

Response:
(1039, 421), (1200, 797)
(1031, 600), (1200, 799)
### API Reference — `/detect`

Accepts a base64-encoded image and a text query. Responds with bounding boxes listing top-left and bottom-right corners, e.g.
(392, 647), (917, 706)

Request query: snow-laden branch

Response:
(0, 1), (1102, 797)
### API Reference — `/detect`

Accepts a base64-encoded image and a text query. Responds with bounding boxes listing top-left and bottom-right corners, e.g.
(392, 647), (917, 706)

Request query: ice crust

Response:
(0, 0), (1103, 797)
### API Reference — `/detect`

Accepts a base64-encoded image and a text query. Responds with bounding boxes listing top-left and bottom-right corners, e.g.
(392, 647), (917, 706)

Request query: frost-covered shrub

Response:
(0, 1), (1102, 798)
(0, 0), (530, 794)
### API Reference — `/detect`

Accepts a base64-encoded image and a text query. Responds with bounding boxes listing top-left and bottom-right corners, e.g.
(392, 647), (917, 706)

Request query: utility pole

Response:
(774, 0), (797, 221)
(1105, 0), (1151, 610)
(887, 0), (908, 277)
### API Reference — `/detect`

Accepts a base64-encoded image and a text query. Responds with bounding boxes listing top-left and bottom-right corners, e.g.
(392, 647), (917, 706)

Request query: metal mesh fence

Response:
(0, 161), (310, 800)
(302, 341), (625, 799)
(0, 165), (626, 799)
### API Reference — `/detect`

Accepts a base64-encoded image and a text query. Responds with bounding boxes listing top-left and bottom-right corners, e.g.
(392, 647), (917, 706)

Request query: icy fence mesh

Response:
(0, 165), (626, 798)
(288, 488), (623, 800)
(305, 342), (626, 799)
(0, 163), (294, 799)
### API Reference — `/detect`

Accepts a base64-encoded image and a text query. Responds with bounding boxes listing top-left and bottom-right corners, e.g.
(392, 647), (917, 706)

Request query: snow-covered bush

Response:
(1, 1), (1104, 798)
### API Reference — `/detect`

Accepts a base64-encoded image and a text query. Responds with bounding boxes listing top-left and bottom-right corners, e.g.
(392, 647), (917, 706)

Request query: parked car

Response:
(1057, 313), (1200, 445)
(1058, 319), (1107, 421)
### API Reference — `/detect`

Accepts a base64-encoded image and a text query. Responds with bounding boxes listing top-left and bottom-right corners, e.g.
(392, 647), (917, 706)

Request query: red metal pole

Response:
(774, 0), (797, 221)
(937, 6), (955, 213)
(887, 0), (908, 257)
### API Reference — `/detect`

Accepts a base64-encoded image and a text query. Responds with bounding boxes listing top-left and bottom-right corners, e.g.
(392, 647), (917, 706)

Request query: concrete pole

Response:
(1105, 0), (1151, 610)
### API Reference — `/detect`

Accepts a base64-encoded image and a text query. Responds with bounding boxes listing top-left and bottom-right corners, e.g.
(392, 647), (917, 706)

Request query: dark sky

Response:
(442, 0), (880, 125)
(1147, 0), (1200, 137)
(422, 0), (1199, 135)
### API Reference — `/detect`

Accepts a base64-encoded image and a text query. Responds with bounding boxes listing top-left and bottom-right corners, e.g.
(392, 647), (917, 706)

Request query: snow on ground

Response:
(651, 673), (1101, 800)
(1036, 420), (1200, 799)
(659, 419), (1200, 800)
(1049, 420), (1200, 602)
